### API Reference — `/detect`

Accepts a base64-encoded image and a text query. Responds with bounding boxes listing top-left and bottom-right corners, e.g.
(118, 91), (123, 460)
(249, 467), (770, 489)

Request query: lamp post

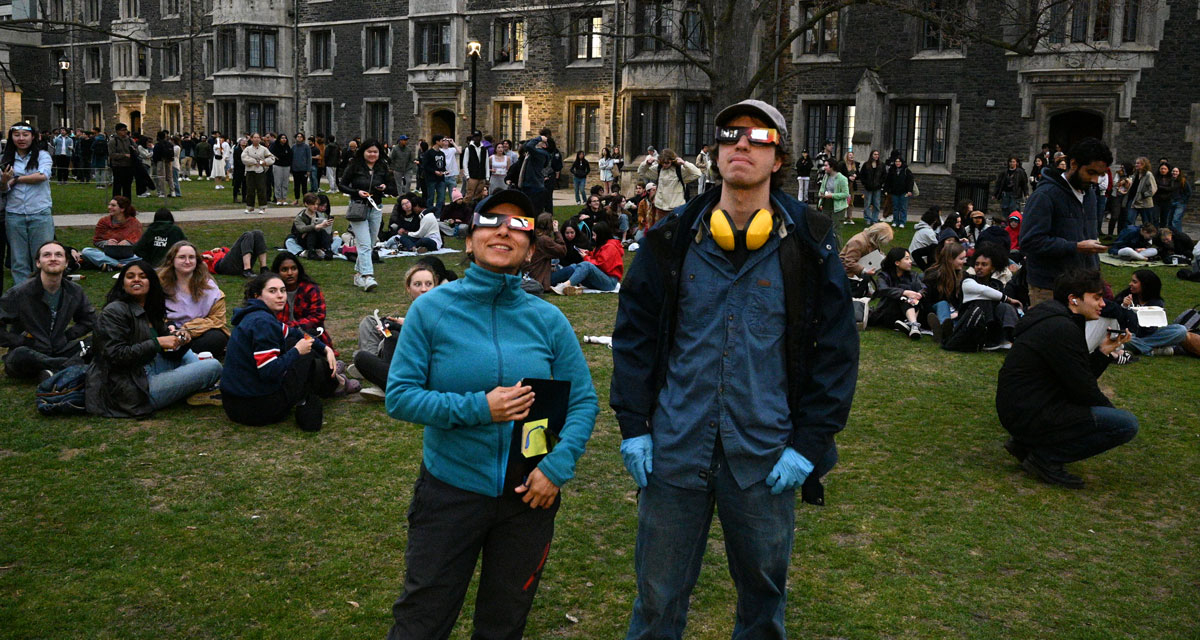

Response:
(57, 55), (71, 129)
(466, 40), (481, 135)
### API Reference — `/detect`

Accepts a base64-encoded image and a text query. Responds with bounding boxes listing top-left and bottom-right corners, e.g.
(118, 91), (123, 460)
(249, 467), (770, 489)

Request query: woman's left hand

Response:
(514, 468), (559, 509)
(325, 348), (338, 378)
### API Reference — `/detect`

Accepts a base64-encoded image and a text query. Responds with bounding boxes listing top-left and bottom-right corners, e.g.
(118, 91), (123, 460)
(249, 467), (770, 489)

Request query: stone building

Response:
(3, 0), (1196, 218)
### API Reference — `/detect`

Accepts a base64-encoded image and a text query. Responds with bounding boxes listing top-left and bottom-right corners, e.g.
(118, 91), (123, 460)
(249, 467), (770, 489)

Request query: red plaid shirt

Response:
(275, 281), (333, 348)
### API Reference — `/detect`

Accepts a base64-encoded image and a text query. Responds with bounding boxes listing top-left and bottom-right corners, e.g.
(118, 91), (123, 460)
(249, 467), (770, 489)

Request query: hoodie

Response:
(1006, 212), (1022, 250)
(222, 299), (327, 399)
(995, 299), (1113, 445)
(908, 220), (938, 253)
(133, 220), (186, 267)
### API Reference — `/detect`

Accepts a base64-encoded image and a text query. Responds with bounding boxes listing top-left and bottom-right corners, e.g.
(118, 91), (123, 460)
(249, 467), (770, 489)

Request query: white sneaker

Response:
(1150, 346), (1175, 357)
(256, 208), (266, 214)
(245, 208), (253, 214)
(361, 276), (378, 292)
(550, 282), (569, 296)
(214, 185), (224, 190)
(983, 341), (1013, 351)
(360, 385), (386, 401)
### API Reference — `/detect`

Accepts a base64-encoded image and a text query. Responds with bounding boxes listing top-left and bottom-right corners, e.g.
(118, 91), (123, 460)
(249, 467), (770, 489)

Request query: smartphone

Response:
(1107, 328), (1123, 339)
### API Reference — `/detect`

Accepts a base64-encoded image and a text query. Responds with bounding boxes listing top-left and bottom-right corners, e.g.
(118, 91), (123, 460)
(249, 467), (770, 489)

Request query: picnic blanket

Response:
(580, 283), (620, 294)
(1099, 254), (1180, 268)
(375, 247), (462, 260)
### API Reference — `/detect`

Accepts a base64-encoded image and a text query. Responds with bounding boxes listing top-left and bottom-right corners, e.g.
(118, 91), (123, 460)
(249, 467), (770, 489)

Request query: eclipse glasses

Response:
(472, 212), (534, 231)
(715, 126), (781, 146)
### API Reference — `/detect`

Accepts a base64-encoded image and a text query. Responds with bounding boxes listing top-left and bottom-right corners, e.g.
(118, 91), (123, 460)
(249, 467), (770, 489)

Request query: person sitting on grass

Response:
(908, 206), (941, 270)
(958, 241), (1024, 351)
(936, 211), (967, 249)
(996, 268), (1138, 488)
(841, 222), (893, 279)
(85, 261), (223, 418)
(0, 240), (95, 380)
(132, 207), (186, 268)
(80, 196), (143, 271)
(550, 221), (624, 295)
(351, 263), (442, 400)
(559, 223), (586, 268)
(285, 192), (334, 260)
(871, 247), (924, 340)
(270, 252), (337, 355)
(566, 194), (604, 251)
(1109, 269), (1199, 357)
(212, 229), (269, 278)
(923, 241), (967, 344)
(527, 213), (566, 294)
(159, 241), (230, 360)
(220, 273), (343, 432)
(1108, 223), (1158, 261)
(383, 194), (442, 253)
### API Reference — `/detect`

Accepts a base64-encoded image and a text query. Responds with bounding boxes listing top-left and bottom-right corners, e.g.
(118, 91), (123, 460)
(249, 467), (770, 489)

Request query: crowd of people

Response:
(2, 102), (1199, 640)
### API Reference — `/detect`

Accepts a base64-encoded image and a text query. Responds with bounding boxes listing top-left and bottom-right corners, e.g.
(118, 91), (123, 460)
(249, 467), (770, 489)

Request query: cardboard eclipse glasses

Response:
(715, 126), (781, 146)
(472, 212), (535, 231)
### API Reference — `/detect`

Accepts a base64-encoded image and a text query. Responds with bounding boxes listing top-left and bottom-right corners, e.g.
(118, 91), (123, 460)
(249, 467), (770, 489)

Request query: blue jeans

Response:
(933, 300), (955, 324)
(550, 264), (576, 286)
(1129, 206), (1156, 226)
(863, 189), (882, 224)
(1000, 192), (1022, 215)
(310, 167), (320, 193)
(7, 208), (56, 282)
(1167, 201), (1186, 232)
(428, 175), (451, 216)
(891, 194), (909, 225)
(625, 444), (836, 640)
(573, 177), (587, 203)
(80, 247), (142, 270)
(565, 261), (619, 291)
(349, 207), (383, 277)
(1127, 324), (1188, 355)
(1034, 406), (1138, 465)
(145, 351), (223, 410)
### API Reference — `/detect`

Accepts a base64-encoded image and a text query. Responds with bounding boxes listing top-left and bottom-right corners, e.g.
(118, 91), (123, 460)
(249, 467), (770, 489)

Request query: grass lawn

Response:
(48, 179), (353, 216)
(1, 216), (1197, 639)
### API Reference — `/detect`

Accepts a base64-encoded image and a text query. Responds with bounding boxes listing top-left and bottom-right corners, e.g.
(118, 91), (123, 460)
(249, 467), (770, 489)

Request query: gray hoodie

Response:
(909, 220), (937, 253)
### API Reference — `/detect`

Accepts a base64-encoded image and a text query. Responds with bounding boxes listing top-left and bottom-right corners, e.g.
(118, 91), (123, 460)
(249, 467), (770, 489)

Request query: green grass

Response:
(1, 220), (1197, 638)
(48, 180), (353, 216)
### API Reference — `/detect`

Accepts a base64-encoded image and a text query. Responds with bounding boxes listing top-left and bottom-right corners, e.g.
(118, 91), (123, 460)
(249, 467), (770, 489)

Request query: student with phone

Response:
(384, 189), (598, 640)
(996, 268), (1139, 488)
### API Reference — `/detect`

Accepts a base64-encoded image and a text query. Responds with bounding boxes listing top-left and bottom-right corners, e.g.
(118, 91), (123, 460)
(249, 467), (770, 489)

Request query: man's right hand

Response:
(620, 434), (653, 488)
(1076, 239), (1107, 254)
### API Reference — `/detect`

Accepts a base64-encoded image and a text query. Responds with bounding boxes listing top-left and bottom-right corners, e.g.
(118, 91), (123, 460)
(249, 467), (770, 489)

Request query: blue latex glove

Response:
(765, 448), (814, 495)
(620, 434), (653, 488)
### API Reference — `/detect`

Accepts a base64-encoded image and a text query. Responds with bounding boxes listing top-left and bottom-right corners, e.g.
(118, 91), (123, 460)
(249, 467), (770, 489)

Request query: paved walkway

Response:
(53, 191), (584, 227)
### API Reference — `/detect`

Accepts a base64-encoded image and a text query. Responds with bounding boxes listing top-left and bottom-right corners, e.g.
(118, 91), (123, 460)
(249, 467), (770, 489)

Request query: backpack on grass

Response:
(35, 365), (88, 416)
(1174, 305), (1200, 333)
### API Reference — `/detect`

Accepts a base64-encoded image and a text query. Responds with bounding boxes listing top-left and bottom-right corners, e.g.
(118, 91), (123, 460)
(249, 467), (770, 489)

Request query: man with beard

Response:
(0, 241), (96, 380)
(1020, 137), (1112, 306)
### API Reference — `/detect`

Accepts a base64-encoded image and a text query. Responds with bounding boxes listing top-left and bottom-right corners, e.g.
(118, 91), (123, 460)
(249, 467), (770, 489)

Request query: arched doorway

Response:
(129, 110), (142, 136)
(1048, 110), (1103, 155)
(430, 109), (455, 140)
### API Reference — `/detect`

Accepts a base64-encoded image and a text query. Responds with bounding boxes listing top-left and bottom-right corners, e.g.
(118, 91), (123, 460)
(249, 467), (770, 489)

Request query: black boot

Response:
(1021, 453), (1084, 488)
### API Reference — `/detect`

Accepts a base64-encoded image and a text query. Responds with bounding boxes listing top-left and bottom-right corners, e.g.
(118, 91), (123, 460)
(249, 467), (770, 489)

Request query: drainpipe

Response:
(610, 0), (621, 147)
(772, 0), (781, 103)
(293, 0), (300, 132)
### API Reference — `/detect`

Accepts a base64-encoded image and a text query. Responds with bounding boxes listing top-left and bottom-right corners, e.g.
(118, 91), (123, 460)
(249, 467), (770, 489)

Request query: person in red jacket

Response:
(1006, 211), (1022, 250)
(80, 196), (143, 270)
(550, 221), (623, 294)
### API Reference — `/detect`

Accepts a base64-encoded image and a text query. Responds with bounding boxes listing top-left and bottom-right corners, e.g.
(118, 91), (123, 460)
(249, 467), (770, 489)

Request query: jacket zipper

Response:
(492, 285), (506, 496)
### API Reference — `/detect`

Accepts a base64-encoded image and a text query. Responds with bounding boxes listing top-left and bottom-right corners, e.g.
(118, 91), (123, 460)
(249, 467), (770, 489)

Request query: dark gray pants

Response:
(387, 466), (560, 640)
(215, 230), (267, 275)
(4, 346), (80, 379)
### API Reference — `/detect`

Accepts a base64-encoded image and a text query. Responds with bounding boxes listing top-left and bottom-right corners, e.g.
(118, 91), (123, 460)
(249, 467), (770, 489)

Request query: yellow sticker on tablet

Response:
(522, 419), (549, 457)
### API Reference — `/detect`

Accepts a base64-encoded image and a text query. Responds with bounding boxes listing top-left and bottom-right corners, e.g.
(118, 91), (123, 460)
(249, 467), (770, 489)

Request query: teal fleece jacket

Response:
(386, 263), (599, 497)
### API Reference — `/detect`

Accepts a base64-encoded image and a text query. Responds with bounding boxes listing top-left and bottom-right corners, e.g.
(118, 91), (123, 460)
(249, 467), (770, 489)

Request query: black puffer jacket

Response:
(339, 162), (398, 204)
(995, 300), (1113, 445)
(85, 300), (161, 418)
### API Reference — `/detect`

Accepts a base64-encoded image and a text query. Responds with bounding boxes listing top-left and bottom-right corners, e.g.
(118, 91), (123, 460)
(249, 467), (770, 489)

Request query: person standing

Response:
(1127, 156), (1156, 226)
(612, 99), (857, 640)
(883, 155), (914, 228)
(1019, 137), (1111, 307)
(443, 138), (461, 195)
(76, 130), (93, 183)
(570, 150), (590, 204)
(231, 136), (248, 203)
(599, 147), (616, 194)
(51, 128), (73, 184)
(2, 122), (55, 283)
(463, 130), (488, 204)
(519, 133), (553, 215)
(310, 135), (325, 193)
(820, 158), (851, 225)
(193, 134), (212, 181)
(1151, 162), (1175, 229)
(858, 149), (886, 225)
(210, 134), (230, 190)
(389, 135), (415, 194)
(107, 123), (136, 199)
(91, 128), (109, 187)
(487, 143), (511, 195)
(794, 149), (814, 203)
(837, 151), (858, 225)
(322, 136), (340, 192)
(421, 136), (449, 216)
(339, 139), (397, 292)
(290, 133), (312, 205)
(152, 130), (175, 198)
(993, 156), (1030, 215)
(240, 133), (275, 214)
(996, 268), (1138, 488)
(268, 134), (292, 205)
(384, 189), (598, 640)
(694, 144), (712, 195)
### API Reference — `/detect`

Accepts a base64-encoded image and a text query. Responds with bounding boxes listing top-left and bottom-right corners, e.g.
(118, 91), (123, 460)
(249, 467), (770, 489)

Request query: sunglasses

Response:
(473, 212), (534, 231)
(715, 126), (780, 146)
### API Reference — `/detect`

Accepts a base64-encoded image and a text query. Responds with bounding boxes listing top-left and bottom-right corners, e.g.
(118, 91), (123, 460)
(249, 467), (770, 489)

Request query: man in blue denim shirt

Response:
(612, 100), (858, 639)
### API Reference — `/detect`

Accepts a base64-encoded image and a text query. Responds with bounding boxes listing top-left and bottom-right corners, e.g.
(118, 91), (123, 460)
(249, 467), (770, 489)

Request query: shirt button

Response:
(723, 350), (729, 357)
(709, 421), (716, 427)
(689, 274), (694, 280)
(728, 314), (734, 321)
(719, 384), (725, 394)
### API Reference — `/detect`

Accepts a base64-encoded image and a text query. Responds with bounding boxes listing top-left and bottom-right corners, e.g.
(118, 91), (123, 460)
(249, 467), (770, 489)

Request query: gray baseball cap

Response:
(715, 99), (788, 140)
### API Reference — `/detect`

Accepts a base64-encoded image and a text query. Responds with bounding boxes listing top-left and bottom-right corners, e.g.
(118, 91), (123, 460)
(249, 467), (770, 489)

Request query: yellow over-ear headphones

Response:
(710, 208), (774, 251)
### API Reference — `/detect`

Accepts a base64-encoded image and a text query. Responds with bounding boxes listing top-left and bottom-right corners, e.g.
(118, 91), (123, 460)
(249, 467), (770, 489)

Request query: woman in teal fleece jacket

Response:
(384, 190), (598, 640)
